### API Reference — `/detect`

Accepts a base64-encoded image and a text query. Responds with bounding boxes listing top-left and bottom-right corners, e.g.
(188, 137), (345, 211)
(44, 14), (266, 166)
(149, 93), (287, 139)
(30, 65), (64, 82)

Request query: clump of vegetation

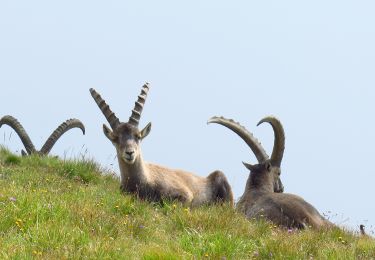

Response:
(0, 146), (374, 259)
(4, 154), (21, 165)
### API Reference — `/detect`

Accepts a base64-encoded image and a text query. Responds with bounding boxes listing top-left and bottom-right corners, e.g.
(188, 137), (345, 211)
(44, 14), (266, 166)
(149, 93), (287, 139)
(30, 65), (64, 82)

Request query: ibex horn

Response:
(257, 116), (285, 167)
(208, 116), (269, 163)
(0, 115), (36, 155)
(90, 88), (120, 130)
(39, 119), (85, 155)
(128, 83), (150, 127)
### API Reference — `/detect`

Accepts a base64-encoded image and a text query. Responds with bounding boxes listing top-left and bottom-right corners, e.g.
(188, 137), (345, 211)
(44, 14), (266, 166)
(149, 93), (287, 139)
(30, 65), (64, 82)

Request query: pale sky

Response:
(1, 1), (374, 233)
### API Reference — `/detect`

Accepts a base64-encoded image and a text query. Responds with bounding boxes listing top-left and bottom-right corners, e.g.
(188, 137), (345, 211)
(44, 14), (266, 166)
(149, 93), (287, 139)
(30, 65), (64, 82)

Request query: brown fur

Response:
(111, 123), (234, 206)
(209, 116), (332, 229)
(90, 87), (234, 206)
(237, 162), (331, 229)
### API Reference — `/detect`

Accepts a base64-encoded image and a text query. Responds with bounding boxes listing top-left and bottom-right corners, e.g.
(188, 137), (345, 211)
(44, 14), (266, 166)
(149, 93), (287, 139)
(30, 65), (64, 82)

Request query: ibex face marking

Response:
(103, 122), (151, 165)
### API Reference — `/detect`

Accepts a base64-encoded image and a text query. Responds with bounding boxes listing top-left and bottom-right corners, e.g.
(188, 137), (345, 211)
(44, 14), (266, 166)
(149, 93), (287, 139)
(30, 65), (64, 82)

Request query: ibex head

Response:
(90, 83), (151, 165)
(208, 116), (285, 193)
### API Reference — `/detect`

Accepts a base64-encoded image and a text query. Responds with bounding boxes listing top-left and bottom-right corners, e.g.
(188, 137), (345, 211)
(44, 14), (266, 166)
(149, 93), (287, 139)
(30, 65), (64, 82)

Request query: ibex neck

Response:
(246, 174), (274, 194)
(118, 152), (150, 192)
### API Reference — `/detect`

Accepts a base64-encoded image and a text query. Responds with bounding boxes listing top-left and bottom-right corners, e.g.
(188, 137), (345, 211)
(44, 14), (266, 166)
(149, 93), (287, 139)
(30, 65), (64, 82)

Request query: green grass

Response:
(0, 146), (374, 259)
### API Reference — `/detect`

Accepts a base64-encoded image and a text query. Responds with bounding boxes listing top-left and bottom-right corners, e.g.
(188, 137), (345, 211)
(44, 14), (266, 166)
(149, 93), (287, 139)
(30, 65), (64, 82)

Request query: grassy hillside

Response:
(0, 147), (374, 259)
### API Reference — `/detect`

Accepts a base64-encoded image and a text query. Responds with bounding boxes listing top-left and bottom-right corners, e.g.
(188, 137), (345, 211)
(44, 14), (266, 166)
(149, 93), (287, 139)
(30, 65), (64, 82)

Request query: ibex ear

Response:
(103, 124), (116, 142)
(140, 122), (152, 140)
(242, 161), (256, 171)
(265, 161), (272, 172)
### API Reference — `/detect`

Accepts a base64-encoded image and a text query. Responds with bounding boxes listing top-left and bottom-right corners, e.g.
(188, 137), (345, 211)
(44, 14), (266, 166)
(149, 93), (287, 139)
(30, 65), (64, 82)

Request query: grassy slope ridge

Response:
(0, 147), (374, 259)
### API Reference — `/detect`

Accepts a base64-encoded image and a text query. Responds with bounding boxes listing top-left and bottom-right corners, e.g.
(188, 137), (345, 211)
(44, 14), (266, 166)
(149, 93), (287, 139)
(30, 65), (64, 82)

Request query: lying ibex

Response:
(0, 115), (85, 156)
(208, 116), (331, 229)
(90, 84), (234, 206)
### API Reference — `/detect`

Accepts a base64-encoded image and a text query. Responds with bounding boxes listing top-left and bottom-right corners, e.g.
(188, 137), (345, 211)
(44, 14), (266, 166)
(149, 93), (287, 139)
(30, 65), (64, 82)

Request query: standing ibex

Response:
(0, 115), (85, 156)
(208, 116), (332, 229)
(90, 84), (234, 206)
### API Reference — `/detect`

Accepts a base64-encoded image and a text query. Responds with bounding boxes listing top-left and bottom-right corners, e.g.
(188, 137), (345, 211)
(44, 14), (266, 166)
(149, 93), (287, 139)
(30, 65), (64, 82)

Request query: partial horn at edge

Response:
(0, 115), (36, 155)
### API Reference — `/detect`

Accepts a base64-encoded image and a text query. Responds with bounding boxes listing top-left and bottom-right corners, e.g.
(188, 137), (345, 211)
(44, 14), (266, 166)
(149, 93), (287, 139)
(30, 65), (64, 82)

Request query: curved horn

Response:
(89, 88), (120, 130)
(0, 115), (36, 155)
(128, 83), (150, 127)
(40, 119), (85, 155)
(208, 116), (269, 163)
(257, 116), (285, 167)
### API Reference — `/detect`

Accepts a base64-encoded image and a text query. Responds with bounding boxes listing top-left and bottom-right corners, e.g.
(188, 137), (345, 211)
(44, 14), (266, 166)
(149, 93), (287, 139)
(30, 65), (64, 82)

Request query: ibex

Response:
(208, 116), (332, 229)
(0, 115), (85, 156)
(89, 84), (234, 206)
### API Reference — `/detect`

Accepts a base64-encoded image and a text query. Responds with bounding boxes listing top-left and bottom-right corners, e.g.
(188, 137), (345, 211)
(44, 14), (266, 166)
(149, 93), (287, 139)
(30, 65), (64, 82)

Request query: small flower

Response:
(115, 205), (119, 209)
(288, 229), (293, 234)
(204, 253), (209, 257)
(9, 197), (16, 202)
(139, 225), (145, 229)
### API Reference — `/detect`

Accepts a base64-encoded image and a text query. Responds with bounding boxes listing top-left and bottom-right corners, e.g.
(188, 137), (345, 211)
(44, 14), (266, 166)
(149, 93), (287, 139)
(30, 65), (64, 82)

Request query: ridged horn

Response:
(39, 119), (85, 155)
(90, 88), (120, 130)
(257, 116), (285, 167)
(208, 116), (269, 163)
(128, 83), (150, 127)
(0, 115), (36, 155)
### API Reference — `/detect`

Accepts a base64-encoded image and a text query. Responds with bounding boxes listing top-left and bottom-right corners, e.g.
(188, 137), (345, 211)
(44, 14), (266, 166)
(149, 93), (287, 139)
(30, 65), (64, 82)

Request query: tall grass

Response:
(0, 146), (374, 259)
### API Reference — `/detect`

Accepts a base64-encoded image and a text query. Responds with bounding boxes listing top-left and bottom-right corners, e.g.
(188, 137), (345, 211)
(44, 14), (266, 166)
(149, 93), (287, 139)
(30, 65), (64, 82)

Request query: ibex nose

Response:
(126, 151), (134, 156)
